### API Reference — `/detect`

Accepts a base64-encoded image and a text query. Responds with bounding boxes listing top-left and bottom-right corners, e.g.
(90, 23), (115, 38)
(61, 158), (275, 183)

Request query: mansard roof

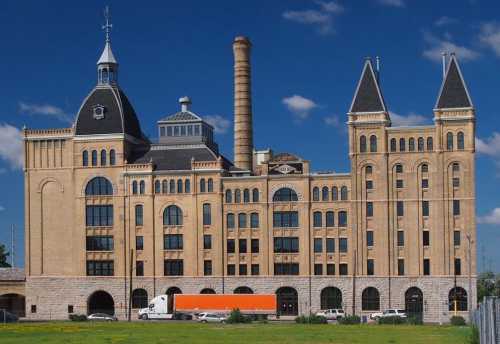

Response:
(435, 55), (473, 109)
(349, 59), (387, 113)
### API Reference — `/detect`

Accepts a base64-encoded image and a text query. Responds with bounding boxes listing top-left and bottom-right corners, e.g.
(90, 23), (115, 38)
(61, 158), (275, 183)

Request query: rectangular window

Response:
(453, 200), (461, 216)
(423, 231), (430, 246)
(227, 239), (235, 253)
(326, 238), (335, 253)
(367, 259), (374, 275)
(180, 126), (186, 136)
(398, 259), (405, 276)
(187, 125), (193, 136)
(273, 211), (299, 228)
(251, 264), (259, 276)
(454, 258), (461, 276)
(238, 213), (247, 228)
(422, 201), (429, 217)
(203, 235), (212, 250)
(239, 264), (247, 276)
(31, 305), (37, 313)
(313, 212), (322, 227)
(339, 238), (348, 253)
(204, 260), (212, 276)
(135, 205), (143, 226)
(327, 264), (335, 275)
(174, 126), (180, 136)
(86, 236), (114, 251)
(164, 234), (183, 250)
(136, 261), (144, 276)
(86, 260), (114, 276)
(397, 231), (404, 247)
(250, 213), (259, 228)
(68, 305), (74, 314)
(274, 263), (299, 275)
(251, 239), (259, 253)
(136, 236), (144, 251)
(86, 205), (113, 226)
(326, 211), (334, 227)
(453, 177), (460, 187)
(166, 126), (172, 136)
(396, 179), (404, 189)
(314, 238), (323, 253)
(454, 231), (461, 246)
(203, 203), (211, 225)
(314, 264), (323, 275)
(339, 263), (348, 275)
(164, 259), (183, 276)
(366, 202), (374, 217)
(423, 258), (430, 275)
(397, 201), (404, 217)
(273, 237), (299, 253)
(422, 179), (429, 189)
(366, 180), (373, 190)
(239, 239), (247, 253)
(227, 264), (235, 276)
(366, 231), (374, 247)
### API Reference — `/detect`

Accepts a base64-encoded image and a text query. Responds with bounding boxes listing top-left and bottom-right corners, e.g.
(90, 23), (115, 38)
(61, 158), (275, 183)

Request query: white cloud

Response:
(435, 16), (457, 27)
(422, 33), (480, 63)
(478, 208), (500, 225)
(204, 115), (231, 134)
(476, 132), (500, 156)
(282, 95), (318, 120)
(389, 111), (429, 127)
(0, 123), (23, 170)
(377, 0), (405, 7)
(282, 1), (344, 35)
(19, 102), (73, 124)
(479, 22), (500, 57)
(324, 114), (341, 127)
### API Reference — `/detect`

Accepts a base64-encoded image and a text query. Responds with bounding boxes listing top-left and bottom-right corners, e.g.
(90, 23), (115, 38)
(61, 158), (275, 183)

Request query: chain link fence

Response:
(471, 296), (499, 344)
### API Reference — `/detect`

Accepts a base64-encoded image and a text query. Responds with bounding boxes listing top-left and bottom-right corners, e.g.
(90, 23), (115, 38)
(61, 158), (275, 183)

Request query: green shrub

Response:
(294, 314), (327, 324)
(450, 315), (466, 326)
(406, 315), (423, 325)
(69, 314), (87, 321)
(226, 308), (251, 324)
(468, 325), (479, 344)
(338, 315), (361, 325)
(377, 316), (406, 325)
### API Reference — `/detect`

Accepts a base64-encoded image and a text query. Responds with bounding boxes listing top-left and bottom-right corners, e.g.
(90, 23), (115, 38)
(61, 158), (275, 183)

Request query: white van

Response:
(138, 295), (174, 320)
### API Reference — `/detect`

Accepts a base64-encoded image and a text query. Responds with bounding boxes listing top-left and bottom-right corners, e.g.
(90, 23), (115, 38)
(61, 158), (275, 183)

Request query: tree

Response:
(0, 243), (11, 268)
(477, 271), (499, 302)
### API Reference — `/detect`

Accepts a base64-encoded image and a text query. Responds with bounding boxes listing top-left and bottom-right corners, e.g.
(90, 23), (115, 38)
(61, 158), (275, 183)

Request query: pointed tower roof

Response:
(435, 55), (473, 109)
(349, 58), (387, 113)
(97, 41), (117, 65)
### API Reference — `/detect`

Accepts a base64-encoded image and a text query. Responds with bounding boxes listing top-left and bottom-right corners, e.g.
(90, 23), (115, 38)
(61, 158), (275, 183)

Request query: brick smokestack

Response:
(233, 36), (253, 171)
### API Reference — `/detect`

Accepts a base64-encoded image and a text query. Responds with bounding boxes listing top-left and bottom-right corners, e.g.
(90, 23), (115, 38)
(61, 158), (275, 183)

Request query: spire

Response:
(349, 58), (387, 113)
(435, 54), (473, 109)
(96, 6), (118, 85)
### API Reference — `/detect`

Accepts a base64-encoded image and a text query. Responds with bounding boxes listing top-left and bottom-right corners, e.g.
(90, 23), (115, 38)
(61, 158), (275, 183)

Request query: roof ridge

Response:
(349, 59), (387, 114)
(434, 55), (473, 110)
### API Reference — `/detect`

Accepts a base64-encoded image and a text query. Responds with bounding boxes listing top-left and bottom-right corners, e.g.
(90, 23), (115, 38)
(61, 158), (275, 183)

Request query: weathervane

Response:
(102, 6), (113, 43)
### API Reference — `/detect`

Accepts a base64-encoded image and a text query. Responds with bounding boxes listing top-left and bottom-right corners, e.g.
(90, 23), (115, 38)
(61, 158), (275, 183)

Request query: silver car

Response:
(196, 312), (227, 323)
(87, 313), (118, 321)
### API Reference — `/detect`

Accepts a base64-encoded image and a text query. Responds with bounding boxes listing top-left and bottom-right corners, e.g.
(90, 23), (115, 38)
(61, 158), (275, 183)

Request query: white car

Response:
(196, 312), (227, 323)
(315, 309), (345, 320)
(87, 313), (118, 321)
(370, 309), (406, 320)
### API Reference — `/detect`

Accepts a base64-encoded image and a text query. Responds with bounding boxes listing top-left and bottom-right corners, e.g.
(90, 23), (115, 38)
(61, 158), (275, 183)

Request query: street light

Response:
(465, 233), (473, 317)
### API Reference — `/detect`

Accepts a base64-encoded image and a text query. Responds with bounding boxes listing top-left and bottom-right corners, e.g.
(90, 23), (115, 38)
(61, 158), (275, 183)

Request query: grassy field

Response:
(0, 322), (472, 344)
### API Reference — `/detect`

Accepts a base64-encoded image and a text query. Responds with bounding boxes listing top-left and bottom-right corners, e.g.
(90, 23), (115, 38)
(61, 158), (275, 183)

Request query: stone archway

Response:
(405, 287), (423, 321)
(234, 286), (253, 294)
(276, 287), (298, 316)
(88, 291), (114, 315)
(0, 293), (25, 317)
(320, 287), (342, 310)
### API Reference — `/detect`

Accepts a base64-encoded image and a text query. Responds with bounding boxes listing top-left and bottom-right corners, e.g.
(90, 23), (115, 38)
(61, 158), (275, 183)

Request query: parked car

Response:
(87, 313), (118, 321)
(0, 310), (18, 323)
(172, 312), (193, 320)
(196, 312), (227, 323)
(370, 309), (406, 320)
(315, 309), (345, 320)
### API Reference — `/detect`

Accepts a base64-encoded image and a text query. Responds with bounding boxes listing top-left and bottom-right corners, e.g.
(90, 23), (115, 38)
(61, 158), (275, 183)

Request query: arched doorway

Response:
(200, 288), (216, 294)
(131, 289), (148, 309)
(362, 287), (380, 311)
(166, 287), (182, 314)
(88, 291), (114, 315)
(448, 287), (468, 311)
(405, 287), (423, 321)
(320, 287), (342, 309)
(276, 287), (298, 316)
(0, 294), (25, 317)
(234, 286), (253, 294)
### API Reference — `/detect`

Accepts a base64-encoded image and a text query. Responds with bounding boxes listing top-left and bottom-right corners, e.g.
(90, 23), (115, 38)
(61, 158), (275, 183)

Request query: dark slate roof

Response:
(130, 146), (218, 171)
(270, 152), (302, 162)
(435, 56), (473, 109)
(349, 59), (387, 113)
(159, 111), (201, 122)
(0, 268), (25, 281)
(75, 86), (143, 139)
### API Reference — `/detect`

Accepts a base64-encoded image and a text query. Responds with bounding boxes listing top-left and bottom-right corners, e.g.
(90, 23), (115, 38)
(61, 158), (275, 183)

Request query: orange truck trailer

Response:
(174, 294), (277, 315)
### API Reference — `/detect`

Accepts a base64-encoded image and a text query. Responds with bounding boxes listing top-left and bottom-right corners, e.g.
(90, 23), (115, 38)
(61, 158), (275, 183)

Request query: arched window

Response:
(366, 165), (373, 174)
(207, 178), (214, 192)
(85, 177), (113, 196)
(185, 179), (190, 193)
(243, 189), (250, 203)
(273, 188), (298, 202)
(395, 163), (403, 173)
(452, 162), (460, 172)
(421, 164), (428, 173)
(338, 211), (347, 227)
(312, 187), (320, 201)
(132, 181), (138, 195)
(162, 180), (168, 194)
(250, 213), (259, 228)
(457, 132), (465, 150)
(154, 180), (161, 194)
(399, 138), (406, 152)
(200, 288), (216, 294)
(135, 205), (143, 226)
(91, 150), (98, 166)
(109, 149), (116, 165)
(225, 189), (232, 203)
(362, 287), (380, 311)
(234, 189), (241, 203)
(139, 180), (145, 195)
(320, 287), (342, 309)
(418, 137), (424, 151)
(447, 132), (454, 150)
(163, 205), (183, 226)
(100, 149), (107, 166)
(340, 186), (348, 200)
(449, 287), (467, 311)
(200, 179), (206, 192)
(370, 135), (377, 152)
(326, 211), (334, 227)
(322, 186), (329, 201)
(427, 137), (433, 151)
(332, 187), (338, 201)
(234, 286), (253, 294)
(409, 138), (415, 152)
(390, 138), (397, 152)
(132, 289), (148, 309)
(227, 213), (235, 229)
(252, 188), (259, 202)
(177, 179), (183, 193)
(238, 213), (247, 228)
(82, 150), (89, 166)
(360, 135), (367, 153)
(313, 211), (322, 227)
(203, 203), (211, 226)
(169, 180), (175, 193)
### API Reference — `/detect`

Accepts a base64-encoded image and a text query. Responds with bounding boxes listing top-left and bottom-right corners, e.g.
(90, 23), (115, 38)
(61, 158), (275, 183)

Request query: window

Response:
(339, 263), (348, 275)
(163, 205), (183, 226)
(85, 177), (113, 196)
(273, 237), (299, 253)
(91, 150), (97, 166)
(360, 135), (367, 153)
(132, 181), (138, 195)
(273, 211), (299, 227)
(397, 201), (404, 217)
(427, 137), (433, 151)
(423, 258), (430, 275)
(239, 264), (247, 276)
(177, 179), (183, 193)
(449, 287), (468, 311)
(203, 235), (212, 250)
(227, 264), (235, 275)
(237, 213), (247, 228)
(100, 150), (107, 166)
(162, 180), (168, 194)
(87, 260), (114, 276)
(184, 179), (190, 193)
(312, 187), (320, 201)
(409, 138), (415, 151)
(454, 231), (461, 246)
(390, 138), (397, 152)
(399, 138), (406, 152)
(239, 239), (247, 253)
(200, 179), (206, 192)
(447, 132), (454, 150)
(313, 211), (322, 227)
(365, 180), (373, 190)
(227, 239), (235, 253)
(86, 236), (113, 251)
(251, 264), (260, 275)
(457, 132), (464, 150)
(332, 187), (338, 201)
(314, 238), (323, 253)
(273, 188), (298, 202)
(207, 178), (214, 192)
(243, 189), (250, 202)
(31, 305), (37, 313)
(366, 231), (374, 247)
(453, 200), (461, 216)
(366, 165), (373, 174)
(252, 188), (259, 202)
(86, 205), (113, 226)
(250, 213), (259, 228)
(339, 238), (348, 253)
(423, 231), (430, 246)
(453, 177), (460, 187)
(274, 263), (299, 275)
(395, 164), (403, 173)
(455, 258), (461, 275)
(422, 179), (429, 189)
(322, 186), (329, 201)
(327, 264), (335, 275)
(136, 236), (144, 250)
(396, 179), (404, 189)
(367, 259), (374, 275)
(326, 238), (335, 253)
(68, 305), (74, 314)
(422, 201), (430, 216)
(109, 149), (116, 165)
(314, 264), (323, 275)
(362, 287), (380, 310)
(82, 150), (88, 166)
(326, 211), (334, 227)
(234, 189), (241, 203)
(398, 259), (405, 276)
(169, 180), (175, 193)
(164, 259), (183, 276)
(227, 213), (235, 229)
(421, 164), (428, 173)
(370, 135), (377, 152)
(251, 239), (259, 253)
(366, 202), (374, 217)
(416, 137), (423, 152)
(397, 231), (404, 246)
(135, 205), (143, 226)
(340, 186), (348, 200)
(203, 203), (211, 225)
(204, 260), (212, 276)
(139, 181), (145, 195)
(136, 261), (144, 277)
(338, 211), (348, 227)
(225, 189), (232, 203)
(164, 234), (183, 250)
(452, 163), (460, 172)
(154, 180), (161, 193)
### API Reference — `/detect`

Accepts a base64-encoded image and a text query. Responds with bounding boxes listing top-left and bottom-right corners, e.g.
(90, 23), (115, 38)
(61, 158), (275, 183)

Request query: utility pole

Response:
(11, 225), (15, 268)
(466, 234), (473, 315)
(128, 248), (133, 322)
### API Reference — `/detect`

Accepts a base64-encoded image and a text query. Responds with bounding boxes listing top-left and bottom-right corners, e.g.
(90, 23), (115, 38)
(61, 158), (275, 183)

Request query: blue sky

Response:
(0, 0), (499, 271)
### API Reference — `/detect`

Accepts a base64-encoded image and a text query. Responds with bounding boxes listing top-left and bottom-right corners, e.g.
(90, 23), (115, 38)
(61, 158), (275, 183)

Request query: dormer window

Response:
(92, 105), (106, 120)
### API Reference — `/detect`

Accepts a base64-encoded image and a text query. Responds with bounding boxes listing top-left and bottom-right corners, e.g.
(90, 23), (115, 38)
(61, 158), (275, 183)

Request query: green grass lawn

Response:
(0, 322), (472, 344)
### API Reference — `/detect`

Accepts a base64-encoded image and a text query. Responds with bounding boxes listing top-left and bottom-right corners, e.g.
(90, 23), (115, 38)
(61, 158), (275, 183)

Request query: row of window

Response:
(313, 238), (348, 253)
(226, 239), (260, 253)
(227, 213), (259, 229)
(389, 137), (434, 153)
(225, 188), (259, 203)
(312, 186), (348, 202)
(82, 149), (116, 167)
(153, 179), (191, 194)
(312, 211), (349, 227)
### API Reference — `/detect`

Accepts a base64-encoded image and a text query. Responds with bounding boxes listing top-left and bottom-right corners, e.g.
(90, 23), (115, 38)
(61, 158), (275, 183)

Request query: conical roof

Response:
(349, 59), (387, 113)
(97, 41), (118, 65)
(435, 55), (473, 109)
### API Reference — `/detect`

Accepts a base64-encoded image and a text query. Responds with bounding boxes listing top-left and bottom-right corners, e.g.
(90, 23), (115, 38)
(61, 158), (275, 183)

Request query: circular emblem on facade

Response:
(92, 105), (106, 120)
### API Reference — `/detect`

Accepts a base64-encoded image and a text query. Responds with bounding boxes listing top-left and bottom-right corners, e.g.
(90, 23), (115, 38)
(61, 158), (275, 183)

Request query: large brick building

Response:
(19, 22), (476, 322)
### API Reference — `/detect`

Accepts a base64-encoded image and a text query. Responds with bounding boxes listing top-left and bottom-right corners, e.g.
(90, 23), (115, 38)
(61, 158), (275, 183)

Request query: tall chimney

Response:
(233, 36), (253, 171)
